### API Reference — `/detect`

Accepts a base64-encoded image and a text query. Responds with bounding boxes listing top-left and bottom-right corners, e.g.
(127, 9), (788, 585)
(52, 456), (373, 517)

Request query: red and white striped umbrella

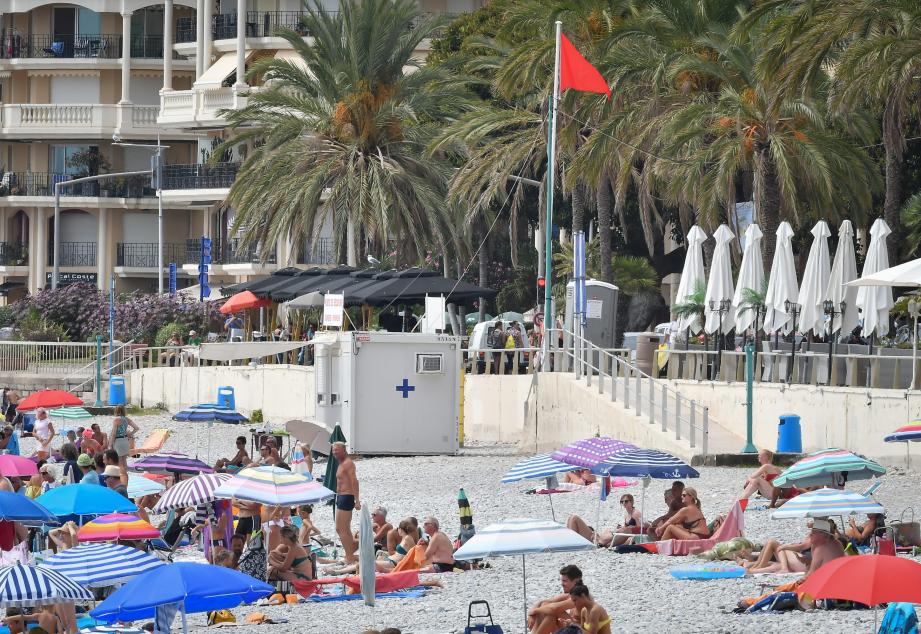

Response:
(152, 473), (231, 513)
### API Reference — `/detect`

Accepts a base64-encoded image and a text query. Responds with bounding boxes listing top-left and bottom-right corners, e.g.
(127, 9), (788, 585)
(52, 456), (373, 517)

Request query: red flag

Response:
(559, 33), (611, 98)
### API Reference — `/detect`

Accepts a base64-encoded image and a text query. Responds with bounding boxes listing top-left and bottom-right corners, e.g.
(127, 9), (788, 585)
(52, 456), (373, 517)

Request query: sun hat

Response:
(39, 464), (53, 475)
(102, 465), (121, 478)
(76, 454), (93, 467)
(812, 518), (835, 534)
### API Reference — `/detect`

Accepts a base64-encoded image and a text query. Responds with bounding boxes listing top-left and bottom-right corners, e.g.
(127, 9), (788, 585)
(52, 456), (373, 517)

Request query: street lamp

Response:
(709, 298), (732, 379)
(908, 299), (921, 390)
(784, 300), (802, 383)
(112, 133), (168, 293)
(823, 299), (846, 385)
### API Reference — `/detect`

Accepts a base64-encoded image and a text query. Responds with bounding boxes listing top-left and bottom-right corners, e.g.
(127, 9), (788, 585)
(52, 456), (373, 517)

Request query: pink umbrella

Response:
(0, 455), (38, 477)
(551, 437), (637, 470)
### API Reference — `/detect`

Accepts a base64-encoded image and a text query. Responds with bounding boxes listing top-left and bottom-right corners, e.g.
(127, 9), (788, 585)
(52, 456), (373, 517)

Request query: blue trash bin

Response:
(108, 376), (126, 406)
(776, 414), (802, 453)
(217, 386), (235, 410)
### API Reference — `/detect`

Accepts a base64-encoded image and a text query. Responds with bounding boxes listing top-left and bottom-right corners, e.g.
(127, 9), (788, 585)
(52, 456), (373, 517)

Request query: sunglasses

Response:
(619, 499), (631, 505)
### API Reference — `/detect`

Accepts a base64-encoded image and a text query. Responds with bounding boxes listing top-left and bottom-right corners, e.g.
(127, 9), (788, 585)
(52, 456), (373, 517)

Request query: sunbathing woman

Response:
(563, 584), (611, 634)
(268, 525), (313, 581)
(563, 469), (597, 486)
(845, 512), (885, 547)
(566, 494), (643, 548)
(655, 487), (709, 540)
(738, 530), (811, 574)
(738, 449), (796, 507)
(375, 519), (417, 573)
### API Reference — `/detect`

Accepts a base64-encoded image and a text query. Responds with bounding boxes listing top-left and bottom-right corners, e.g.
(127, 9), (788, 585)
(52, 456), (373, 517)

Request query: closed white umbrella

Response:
(732, 223), (765, 333)
(674, 225), (708, 334)
(796, 221), (831, 336)
(762, 221), (799, 335)
(704, 224), (735, 334)
(288, 291), (325, 309)
(826, 220), (860, 336)
(857, 218), (894, 337)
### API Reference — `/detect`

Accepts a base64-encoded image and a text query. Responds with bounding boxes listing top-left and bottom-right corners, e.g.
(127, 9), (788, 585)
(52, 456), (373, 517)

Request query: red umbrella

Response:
(17, 390), (83, 412)
(219, 291), (271, 315)
(799, 554), (921, 606)
(0, 455), (38, 477)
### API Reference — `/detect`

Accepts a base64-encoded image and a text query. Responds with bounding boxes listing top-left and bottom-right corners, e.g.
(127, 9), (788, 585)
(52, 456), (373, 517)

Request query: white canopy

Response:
(857, 218), (894, 337)
(732, 223), (765, 333)
(177, 284), (220, 301)
(673, 225), (707, 334)
(198, 341), (307, 362)
(704, 224), (735, 334)
(848, 257), (921, 288)
(762, 221), (800, 335)
(826, 220), (860, 336)
(796, 221), (831, 336)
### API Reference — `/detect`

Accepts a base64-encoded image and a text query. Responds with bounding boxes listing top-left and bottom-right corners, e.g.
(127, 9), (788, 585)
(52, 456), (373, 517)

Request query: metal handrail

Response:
(65, 340), (135, 395)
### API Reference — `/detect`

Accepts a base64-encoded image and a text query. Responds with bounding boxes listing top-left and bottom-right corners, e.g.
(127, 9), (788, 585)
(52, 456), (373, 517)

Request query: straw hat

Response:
(102, 465), (121, 478)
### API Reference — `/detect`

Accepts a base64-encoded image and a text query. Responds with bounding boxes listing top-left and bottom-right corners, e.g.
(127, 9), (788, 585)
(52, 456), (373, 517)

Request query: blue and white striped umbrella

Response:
(172, 405), (248, 424)
(42, 543), (165, 588)
(594, 449), (699, 479)
(453, 518), (595, 560)
(0, 564), (92, 607)
(771, 487), (885, 520)
(501, 454), (573, 484)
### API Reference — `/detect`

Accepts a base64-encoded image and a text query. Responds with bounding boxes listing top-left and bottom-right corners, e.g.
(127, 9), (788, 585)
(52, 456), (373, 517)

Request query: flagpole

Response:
(542, 20), (562, 371)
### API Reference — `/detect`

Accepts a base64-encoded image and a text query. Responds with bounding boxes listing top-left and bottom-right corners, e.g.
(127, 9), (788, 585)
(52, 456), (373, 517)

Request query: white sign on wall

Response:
(322, 293), (344, 328)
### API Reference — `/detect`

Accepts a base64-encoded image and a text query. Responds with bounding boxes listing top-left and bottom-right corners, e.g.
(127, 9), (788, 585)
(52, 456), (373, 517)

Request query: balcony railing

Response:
(0, 243), (28, 267)
(185, 238), (276, 265)
(116, 242), (185, 268)
(49, 242), (97, 267)
(1, 32), (183, 60)
(162, 163), (240, 190)
(298, 238), (335, 265)
(1, 104), (162, 135)
(0, 172), (155, 198)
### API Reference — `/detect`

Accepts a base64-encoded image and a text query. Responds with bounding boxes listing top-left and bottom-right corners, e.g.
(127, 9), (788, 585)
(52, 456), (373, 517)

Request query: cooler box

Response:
(108, 376), (126, 406)
(217, 386), (235, 410)
(777, 414), (802, 453)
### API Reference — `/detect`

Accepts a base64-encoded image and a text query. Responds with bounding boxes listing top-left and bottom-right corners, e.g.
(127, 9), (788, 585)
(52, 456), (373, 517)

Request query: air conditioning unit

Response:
(416, 353), (444, 374)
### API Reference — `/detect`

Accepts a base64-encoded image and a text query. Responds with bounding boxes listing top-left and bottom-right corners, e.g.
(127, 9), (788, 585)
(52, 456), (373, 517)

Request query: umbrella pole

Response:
(181, 603), (189, 634)
(522, 554), (527, 634)
(548, 493), (555, 522)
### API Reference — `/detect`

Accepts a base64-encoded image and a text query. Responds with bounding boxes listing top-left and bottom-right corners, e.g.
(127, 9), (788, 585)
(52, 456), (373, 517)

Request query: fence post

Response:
(93, 335), (103, 407)
(689, 401), (696, 448)
(623, 365), (630, 409)
(648, 377), (654, 424)
(660, 384), (667, 432)
(610, 357), (617, 402)
(635, 371), (641, 416)
(675, 394), (681, 440)
(703, 407), (709, 455)
(598, 355), (604, 395)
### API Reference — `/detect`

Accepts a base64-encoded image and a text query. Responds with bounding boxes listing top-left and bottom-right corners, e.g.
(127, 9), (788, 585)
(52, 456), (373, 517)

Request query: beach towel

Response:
(656, 501), (744, 556)
(392, 543), (426, 572)
(133, 429), (170, 456)
(293, 571), (421, 597)
(879, 602), (919, 634)
(307, 589), (426, 602)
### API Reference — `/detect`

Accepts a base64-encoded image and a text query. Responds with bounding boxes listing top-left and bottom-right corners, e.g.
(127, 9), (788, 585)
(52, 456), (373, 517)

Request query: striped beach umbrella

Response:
(771, 487), (885, 519)
(152, 473), (231, 513)
(77, 514), (160, 542)
(130, 452), (213, 476)
(42, 543), (164, 588)
(172, 405), (248, 424)
(551, 437), (637, 470)
(884, 421), (921, 468)
(0, 564), (92, 607)
(213, 466), (334, 506)
(49, 407), (92, 421)
(126, 474), (165, 499)
(773, 448), (886, 488)
(595, 449), (700, 479)
(501, 454), (573, 484)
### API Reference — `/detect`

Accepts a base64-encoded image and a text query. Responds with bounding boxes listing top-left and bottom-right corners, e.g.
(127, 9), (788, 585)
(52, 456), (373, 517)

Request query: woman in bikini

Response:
(655, 487), (710, 540)
(564, 584), (611, 634)
(738, 449), (797, 507)
(268, 525), (313, 581)
(563, 469), (596, 486)
(374, 518), (417, 572)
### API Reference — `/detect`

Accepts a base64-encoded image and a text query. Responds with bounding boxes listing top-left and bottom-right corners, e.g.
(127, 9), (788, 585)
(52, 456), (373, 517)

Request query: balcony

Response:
(0, 103), (163, 139)
(185, 238), (276, 265)
(0, 243), (28, 267)
(162, 163), (240, 190)
(158, 86), (253, 129)
(298, 238), (335, 265)
(116, 242), (185, 268)
(0, 172), (155, 198)
(48, 242), (97, 267)
(1, 33), (181, 60)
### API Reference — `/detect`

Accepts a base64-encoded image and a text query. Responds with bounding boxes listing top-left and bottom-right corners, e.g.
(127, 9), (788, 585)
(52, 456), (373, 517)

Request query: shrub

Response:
(154, 322), (186, 347)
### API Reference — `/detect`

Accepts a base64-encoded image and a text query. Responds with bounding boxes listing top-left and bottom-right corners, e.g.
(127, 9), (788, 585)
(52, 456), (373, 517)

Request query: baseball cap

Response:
(76, 454), (93, 467)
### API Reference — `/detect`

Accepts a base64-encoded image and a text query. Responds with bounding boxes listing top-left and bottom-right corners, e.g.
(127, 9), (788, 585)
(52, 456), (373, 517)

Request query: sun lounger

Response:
(132, 428), (171, 456)
(655, 500), (744, 556)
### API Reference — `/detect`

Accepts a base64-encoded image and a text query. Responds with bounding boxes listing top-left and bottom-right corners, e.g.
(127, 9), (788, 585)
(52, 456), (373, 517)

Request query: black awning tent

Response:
(268, 265), (357, 301)
(348, 268), (497, 306)
(222, 266), (304, 296)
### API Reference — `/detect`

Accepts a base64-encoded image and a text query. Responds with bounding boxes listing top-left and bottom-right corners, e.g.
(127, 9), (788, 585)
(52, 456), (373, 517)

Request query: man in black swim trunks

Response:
(332, 442), (360, 563)
(420, 517), (455, 572)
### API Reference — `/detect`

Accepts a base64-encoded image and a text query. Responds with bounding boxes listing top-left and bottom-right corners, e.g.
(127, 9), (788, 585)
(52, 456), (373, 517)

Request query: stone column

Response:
(97, 208), (109, 290)
(119, 10), (132, 104)
(203, 0), (213, 68)
(32, 209), (47, 293)
(195, 0), (205, 79)
(234, 0), (247, 91)
(162, 0), (174, 91)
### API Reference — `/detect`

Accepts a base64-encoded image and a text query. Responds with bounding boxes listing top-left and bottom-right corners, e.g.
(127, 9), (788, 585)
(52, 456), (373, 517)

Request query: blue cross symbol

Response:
(395, 378), (416, 398)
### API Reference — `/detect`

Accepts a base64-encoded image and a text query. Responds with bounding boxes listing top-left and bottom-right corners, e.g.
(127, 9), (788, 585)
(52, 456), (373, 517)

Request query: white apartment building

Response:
(0, 0), (481, 300)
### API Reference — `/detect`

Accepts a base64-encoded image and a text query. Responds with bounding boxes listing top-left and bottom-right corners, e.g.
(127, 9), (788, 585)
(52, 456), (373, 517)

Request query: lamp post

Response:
(823, 299), (846, 385)
(742, 342), (757, 453)
(709, 298), (732, 379)
(784, 300), (802, 383)
(909, 299), (920, 391)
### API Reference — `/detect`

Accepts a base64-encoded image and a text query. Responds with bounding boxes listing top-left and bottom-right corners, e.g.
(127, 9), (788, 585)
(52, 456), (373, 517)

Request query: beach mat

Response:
(307, 588), (427, 602)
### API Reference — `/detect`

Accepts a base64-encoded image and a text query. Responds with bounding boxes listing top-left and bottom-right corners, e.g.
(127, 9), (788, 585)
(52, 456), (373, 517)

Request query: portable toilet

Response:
(217, 386), (236, 410)
(565, 280), (620, 369)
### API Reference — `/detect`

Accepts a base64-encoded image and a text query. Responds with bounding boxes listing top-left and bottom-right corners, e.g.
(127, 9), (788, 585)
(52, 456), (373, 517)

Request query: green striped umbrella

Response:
(773, 448), (886, 488)
(322, 424), (347, 514)
(48, 407), (92, 421)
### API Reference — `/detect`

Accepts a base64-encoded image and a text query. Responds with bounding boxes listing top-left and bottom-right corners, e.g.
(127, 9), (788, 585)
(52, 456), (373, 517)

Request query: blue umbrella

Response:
(36, 485), (137, 523)
(42, 543), (165, 588)
(90, 562), (273, 623)
(594, 449), (700, 479)
(0, 491), (58, 526)
(172, 405), (248, 424)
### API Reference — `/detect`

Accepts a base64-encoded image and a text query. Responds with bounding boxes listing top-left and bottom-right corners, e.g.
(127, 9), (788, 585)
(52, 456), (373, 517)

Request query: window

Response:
(51, 145), (93, 177)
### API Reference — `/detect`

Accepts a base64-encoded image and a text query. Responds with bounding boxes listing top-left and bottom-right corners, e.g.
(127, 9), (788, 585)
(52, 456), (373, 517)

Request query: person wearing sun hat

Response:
(77, 453), (99, 486)
(102, 464), (128, 497)
(802, 518), (845, 582)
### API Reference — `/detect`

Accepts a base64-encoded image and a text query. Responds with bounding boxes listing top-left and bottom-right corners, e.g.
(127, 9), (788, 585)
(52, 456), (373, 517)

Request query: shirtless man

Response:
(420, 517), (454, 572)
(528, 564), (582, 634)
(332, 441), (360, 562)
(646, 481), (685, 539)
(798, 518), (845, 608)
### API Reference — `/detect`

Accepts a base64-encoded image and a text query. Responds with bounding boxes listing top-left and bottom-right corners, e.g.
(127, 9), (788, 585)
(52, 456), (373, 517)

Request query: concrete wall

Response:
(463, 374), (532, 444)
(669, 379), (917, 466)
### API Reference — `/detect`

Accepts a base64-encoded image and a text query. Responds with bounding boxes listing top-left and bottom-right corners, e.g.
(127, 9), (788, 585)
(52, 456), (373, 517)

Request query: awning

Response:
(194, 51), (254, 88)
(177, 284), (220, 301)
(0, 282), (25, 295)
(199, 341), (308, 362)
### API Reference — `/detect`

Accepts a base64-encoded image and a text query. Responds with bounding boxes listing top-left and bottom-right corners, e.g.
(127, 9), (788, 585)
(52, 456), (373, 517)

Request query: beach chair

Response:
(465, 601), (503, 634)
(151, 510), (192, 562)
(132, 429), (170, 457)
(656, 500), (745, 556)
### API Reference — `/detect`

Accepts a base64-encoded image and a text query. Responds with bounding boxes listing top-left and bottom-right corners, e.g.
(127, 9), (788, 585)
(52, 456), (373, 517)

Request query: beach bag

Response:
(504, 335), (516, 349)
(891, 508), (921, 547)
(207, 609), (236, 625)
(238, 533), (267, 582)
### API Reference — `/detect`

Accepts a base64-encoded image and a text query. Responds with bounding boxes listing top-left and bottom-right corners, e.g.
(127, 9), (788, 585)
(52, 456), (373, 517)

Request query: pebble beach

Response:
(25, 413), (919, 634)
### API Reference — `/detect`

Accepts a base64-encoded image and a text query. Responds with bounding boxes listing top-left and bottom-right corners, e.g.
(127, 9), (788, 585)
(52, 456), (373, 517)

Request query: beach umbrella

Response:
(884, 421), (921, 468)
(17, 390), (82, 412)
(453, 518), (595, 631)
(551, 437), (636, 470)
(126, 473), (165, 499)
(77, 513), (160, 542)
(321, 424), (346, 506)
(213, 466), (335, 506)
(130, 452), (213, 476)
(0, 491), (57, 525)
(42, 543), (165, 588)
(732, 224), (765, 333)
(48, 406), (92, 421)
(826, 219), (860, 337)
(501, 454), (573, 484)
(674, 225), (707, 334)
(856, 218), (894, 338)
(0, 563), (92, 607)
(773, 448), (886, 488)
(796, 221), (832, 336)
(770, 487), (885, 519)
(152, 473), (231, 513)
(80, 627), (145, 634)
(704, 224), (735, 334)
(496, 311), (526, 324)
(171, 405), (248, 424)
(285, 419), (331, 455)
(219, 290), (271, 315)
(798, 555), (921, 631)
(762, 221), (799, 335)
(37, 485), (137, 523)
(358, 506), (375, 607)
(0, 454), (38, 477)
(849, 256), (921, 288)
(90, 562), (273, 626)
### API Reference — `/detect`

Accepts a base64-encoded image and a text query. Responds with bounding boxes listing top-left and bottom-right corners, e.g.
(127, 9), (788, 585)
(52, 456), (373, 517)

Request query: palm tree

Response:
(218, 0), (474, 265)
